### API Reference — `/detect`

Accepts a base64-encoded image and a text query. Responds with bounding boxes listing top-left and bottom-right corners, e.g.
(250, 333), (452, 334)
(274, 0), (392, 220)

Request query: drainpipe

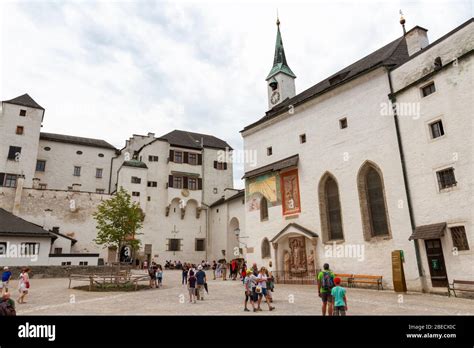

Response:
(386, 68), (425, 281)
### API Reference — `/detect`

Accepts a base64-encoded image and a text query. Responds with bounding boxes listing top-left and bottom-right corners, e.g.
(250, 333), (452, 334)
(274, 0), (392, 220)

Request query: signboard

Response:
(392, 250), (407, 292)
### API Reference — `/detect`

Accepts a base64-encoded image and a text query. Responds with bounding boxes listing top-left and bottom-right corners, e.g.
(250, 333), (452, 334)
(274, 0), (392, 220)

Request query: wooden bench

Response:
(335, 274), (353, 287)
(351, 274), (383, 290)
(448, 280), (474, 297)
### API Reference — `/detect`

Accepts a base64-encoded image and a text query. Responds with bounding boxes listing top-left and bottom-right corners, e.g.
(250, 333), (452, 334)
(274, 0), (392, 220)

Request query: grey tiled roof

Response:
(0, 208), (53, 238)
(2, 93), (44, 110)
(122, 160), (148, 169)
(243, 154), (299, 179)
(242, 35), (410, 132)
(409, 222), (447, 240)
(209, 190), (245, 207)
(40, 132), (117, 150)
(159, 130), (233, 150)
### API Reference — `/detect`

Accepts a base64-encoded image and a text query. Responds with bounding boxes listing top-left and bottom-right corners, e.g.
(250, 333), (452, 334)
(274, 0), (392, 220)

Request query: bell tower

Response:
(266, 17), (296, 110)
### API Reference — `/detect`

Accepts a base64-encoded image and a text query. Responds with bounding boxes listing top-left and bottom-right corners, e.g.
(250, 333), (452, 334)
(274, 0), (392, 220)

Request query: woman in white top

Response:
(17, 267), (30, 304)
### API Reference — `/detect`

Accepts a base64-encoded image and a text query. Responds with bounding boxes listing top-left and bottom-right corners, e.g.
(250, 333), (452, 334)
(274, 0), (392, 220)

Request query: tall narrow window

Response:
(260, 196), (269, 221)
(36, 160), (46, 172)
(450, 226), (469, 251)
(73, 166), (81, 176)
(96, 168), (103, 178)
(357, 162), (390, 240)
(261, 238), (271, 258)
(430, 120), (445, 139)
(319, 173), (344, 242)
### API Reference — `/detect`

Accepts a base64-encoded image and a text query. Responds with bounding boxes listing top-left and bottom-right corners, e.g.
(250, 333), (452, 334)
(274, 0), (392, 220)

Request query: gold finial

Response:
(399, 10), (406, 35)
(276, 9), (280, 26)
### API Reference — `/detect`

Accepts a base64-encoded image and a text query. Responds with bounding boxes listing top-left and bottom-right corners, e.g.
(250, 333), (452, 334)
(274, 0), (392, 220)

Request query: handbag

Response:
(25, 281), (30, 289)
(255, 285), (262, 294)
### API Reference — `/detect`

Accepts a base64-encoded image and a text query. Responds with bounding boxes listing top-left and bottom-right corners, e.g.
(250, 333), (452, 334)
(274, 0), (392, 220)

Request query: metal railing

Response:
(272, 269), (321, 285)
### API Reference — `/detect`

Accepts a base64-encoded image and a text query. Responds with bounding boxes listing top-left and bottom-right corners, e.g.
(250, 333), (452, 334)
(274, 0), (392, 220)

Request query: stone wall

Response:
(5, 265), (133, 279)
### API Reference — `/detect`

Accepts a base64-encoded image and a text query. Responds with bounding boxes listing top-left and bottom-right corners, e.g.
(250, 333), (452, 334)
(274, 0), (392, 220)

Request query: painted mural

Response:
(245, 172), (281, 212)
(280, 169), (301, 215)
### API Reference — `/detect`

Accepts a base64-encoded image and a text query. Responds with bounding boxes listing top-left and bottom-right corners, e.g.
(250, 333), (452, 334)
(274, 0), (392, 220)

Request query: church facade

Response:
(240, 18), (473, 292)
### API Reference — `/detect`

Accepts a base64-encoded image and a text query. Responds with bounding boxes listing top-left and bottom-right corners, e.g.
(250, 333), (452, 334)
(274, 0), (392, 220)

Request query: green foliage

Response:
(93, 187), (144, 254)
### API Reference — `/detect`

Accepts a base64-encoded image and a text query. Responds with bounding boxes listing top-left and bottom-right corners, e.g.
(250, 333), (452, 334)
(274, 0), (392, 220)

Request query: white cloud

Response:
(0, 0), (471, 189)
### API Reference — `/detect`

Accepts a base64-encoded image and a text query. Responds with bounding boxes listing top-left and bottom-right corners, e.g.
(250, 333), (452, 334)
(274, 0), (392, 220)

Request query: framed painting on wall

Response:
(280, 169), (301, 216)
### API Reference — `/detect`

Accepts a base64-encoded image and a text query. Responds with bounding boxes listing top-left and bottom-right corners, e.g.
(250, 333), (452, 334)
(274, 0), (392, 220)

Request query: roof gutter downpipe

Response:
(386, 68), (426, 290)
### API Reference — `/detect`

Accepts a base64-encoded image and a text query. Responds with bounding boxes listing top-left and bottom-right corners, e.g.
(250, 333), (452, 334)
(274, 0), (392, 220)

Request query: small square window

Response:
(430, 120), (445, 139)
(19, 109), (26, 116)
(339, 118), (348, 129)
(195, 239), (206, 251)
(436, 167), (456, 190)
(16, 126), (24, 135)
(168, 239), (181, 251)
(267, 147), (272, 156)
(148, 155), (159, 162)
(213, 188), (218, 194)
(299, 134), (306, 143)
(132, 191), (140, 197)
(96, 168), (103, 178)
(421, 82), (436, 97)
(73, 166), (81, 176)
(36, 160), (46, 172)
(450, 226), (469, 251)
(147, 181), (157, 187)
(147, 196), (151, 201)
(4, 174), (17, 187)
(131, 176), (141, 184)
(79, 261), (88, 266)
(7, 146), (21, 160)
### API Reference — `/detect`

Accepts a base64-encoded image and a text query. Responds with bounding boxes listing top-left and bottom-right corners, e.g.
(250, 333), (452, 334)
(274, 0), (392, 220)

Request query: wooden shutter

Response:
(213, 161), (217, 169)
(198, 154), (202, 165)
(224, 162), (228, 170)
(198, 178), (202, 190)
(168, 175), (173, 188)
(169, 150), (174, 162)
(183, 177), (188, 189)
(183, 152), (188, 163)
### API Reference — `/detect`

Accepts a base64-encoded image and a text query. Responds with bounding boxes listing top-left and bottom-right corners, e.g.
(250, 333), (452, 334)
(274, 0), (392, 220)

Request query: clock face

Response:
(270, 91), (280, 105)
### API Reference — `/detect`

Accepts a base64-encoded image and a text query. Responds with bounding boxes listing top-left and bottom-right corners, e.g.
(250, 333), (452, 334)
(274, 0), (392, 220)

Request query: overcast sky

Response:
(1, 0), (472, 188)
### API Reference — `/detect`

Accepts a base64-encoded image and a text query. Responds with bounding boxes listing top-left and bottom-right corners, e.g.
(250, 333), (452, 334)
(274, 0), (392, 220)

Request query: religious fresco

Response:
(245, 172), (281, 212)
(283, 236), (308, 277)
(280, 169), (301, 215)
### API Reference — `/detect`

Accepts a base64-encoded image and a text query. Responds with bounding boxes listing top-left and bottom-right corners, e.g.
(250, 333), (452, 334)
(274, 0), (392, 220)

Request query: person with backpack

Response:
(195, 265), (206, 301)
(317, 263), (335, 316)
(0, 292), (16, 316)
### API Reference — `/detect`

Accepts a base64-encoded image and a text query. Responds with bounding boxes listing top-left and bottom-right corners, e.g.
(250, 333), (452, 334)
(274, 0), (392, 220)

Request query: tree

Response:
(93, 187), (144, 262)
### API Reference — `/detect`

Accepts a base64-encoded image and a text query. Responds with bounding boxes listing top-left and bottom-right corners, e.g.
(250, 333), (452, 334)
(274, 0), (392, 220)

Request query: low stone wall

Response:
(4, 265), (133, 279)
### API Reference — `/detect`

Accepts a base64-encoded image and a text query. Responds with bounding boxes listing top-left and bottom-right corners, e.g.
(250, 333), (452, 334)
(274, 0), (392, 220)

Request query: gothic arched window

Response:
(357, 162), (391, 240)
(261, 238), (271, 259)
(260, 196), (269, 221)
(318, 173), (344, 242)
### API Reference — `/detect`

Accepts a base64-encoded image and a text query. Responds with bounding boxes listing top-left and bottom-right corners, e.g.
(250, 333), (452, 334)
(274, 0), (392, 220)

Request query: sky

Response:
(0, 0), (472, 188)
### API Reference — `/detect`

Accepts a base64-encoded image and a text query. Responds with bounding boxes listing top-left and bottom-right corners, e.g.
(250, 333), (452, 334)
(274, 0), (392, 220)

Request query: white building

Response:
(239, 18), (473, 292)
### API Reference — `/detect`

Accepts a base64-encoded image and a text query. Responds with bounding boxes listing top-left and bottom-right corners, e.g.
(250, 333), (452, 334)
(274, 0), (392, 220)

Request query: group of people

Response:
(243, 263), (275, 312)
(147, 263), (163, 288)
(0, 267), (31, 316)
(211, 259), (245, 281)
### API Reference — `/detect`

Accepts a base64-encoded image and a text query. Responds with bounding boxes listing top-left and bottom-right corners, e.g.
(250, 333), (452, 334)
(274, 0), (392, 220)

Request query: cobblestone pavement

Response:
(11, 270), (474, 315)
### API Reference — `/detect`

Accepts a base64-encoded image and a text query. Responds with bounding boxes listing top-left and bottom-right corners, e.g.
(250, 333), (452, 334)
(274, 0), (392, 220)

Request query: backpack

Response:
(148, 267), (155, 277)
(321, 271), (334, 291)
(0, 301), (16, 316)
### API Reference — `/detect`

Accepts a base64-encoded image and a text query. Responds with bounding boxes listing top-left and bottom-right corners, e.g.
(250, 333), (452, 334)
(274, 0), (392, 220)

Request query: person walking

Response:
(243, 269), (256, 312)
(265, 268), (274, 303)
(195, 265), (206, 301)
(1, 267), (12, 295)
(256, 267), (275, 311)
(331, 277), (348, 316)
(221, 260), (227, 281)
(17, 268), (30, 304)
(182, 264), (188, 285)
(188, 270), (197, 303)
(156, 266), (163, 288)
(212, 261), (217, 280)
(317, 263), (335, 316)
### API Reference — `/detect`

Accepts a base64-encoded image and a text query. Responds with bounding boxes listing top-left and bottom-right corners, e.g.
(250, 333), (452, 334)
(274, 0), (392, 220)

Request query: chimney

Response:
(405, 26), (429, 56)
(13, 175), (25, 215)
(52, 226), (60, 233)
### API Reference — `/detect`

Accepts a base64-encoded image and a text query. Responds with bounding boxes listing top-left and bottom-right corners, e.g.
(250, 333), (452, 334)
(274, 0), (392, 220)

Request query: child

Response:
(156, 266), (163, 288)
(188, 270), (197, 303)
(331, 277), (348, 316)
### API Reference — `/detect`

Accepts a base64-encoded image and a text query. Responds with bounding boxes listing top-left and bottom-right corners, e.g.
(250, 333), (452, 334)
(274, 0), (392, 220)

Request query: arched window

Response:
(318, 173), (344, 242)
(357, 162), (390, 240)
(261, 238), (271, 258)
(260, 196), (268, 221)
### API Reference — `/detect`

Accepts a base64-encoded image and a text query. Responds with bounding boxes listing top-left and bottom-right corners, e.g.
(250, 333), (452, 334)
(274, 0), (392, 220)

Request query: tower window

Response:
(339, 118), (348, 129)
(429, 120), (445, 139)
(421, 82), (436, 97)
(7, 146), (21, 160)
(267, 147), (272, 156)
(19, 109), (26, 117)
(436, 168), (456, 190)
(96, 168), (103, 178)
(131, 176), (141, 184)
(36, 160), (46, 172)
(299, 134), (306, 143)
(73, 166), (81, 176)
(132, 191), (140, 197)
(16, 126), (24, 135)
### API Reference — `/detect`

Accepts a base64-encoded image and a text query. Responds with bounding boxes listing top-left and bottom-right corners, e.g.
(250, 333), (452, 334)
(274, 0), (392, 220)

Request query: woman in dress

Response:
(17, 267), (30, 304)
